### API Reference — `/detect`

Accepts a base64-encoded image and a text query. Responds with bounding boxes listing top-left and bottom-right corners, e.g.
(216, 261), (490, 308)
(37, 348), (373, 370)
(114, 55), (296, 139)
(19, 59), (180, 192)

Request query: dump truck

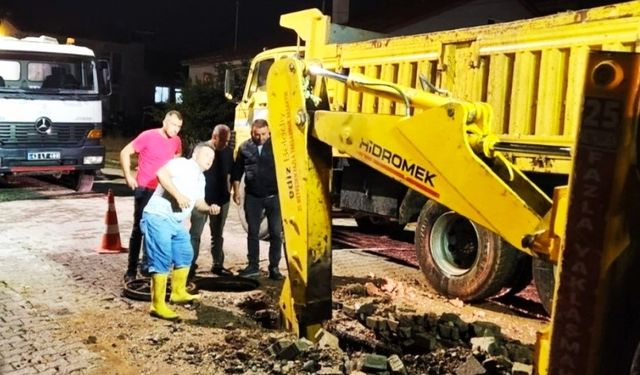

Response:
(0, 35), (111, 191)
(262, 4), (640, 374)
(227, 1), (640, 316)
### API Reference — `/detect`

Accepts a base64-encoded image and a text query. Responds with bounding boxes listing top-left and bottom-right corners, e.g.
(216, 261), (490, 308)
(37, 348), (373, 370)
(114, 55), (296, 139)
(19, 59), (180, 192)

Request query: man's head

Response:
(192, 142), (215, 171)
(211, 124), (231, 150)
(162, 110), (183, 138)
(250, 119), (269, 145)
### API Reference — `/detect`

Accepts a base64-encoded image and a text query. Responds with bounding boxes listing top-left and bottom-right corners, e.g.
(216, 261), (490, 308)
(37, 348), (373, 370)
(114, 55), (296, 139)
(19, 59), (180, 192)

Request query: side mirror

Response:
(224, 68), (237, 102)
(97, 59), (112, 96)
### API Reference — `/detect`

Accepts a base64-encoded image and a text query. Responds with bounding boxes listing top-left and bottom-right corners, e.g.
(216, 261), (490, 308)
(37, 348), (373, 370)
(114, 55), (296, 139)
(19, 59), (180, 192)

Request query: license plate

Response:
(27, 151), (61, 161)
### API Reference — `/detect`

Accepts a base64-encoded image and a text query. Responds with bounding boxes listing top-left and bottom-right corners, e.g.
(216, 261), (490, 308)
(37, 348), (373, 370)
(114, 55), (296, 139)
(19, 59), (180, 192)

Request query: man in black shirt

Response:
(231, 119), (284, 280)
(189, 124), (234, 279)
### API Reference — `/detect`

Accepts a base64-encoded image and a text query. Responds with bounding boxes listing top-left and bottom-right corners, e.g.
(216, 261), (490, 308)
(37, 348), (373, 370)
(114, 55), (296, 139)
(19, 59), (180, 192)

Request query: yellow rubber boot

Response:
(169, 267), (201, 304)
(150, 274), (179, 320)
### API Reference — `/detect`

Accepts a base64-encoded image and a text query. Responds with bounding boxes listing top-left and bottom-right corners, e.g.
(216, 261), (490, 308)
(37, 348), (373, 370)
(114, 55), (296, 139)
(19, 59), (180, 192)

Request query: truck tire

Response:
(504, 255), (533, 296)
(532, 257), (555, 314)
(237, 177), (269, 240)
(414, 201), (519, 301)
(63, 171), (94, 192)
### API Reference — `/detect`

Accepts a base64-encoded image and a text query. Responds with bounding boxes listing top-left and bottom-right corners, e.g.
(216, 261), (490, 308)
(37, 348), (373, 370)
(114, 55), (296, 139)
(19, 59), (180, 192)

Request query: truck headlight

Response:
(83, 156), (103, 165)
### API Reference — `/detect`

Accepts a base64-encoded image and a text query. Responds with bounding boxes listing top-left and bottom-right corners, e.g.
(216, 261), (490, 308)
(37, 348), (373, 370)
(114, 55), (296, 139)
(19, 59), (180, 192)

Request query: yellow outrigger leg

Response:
(267, 58), (333, 339)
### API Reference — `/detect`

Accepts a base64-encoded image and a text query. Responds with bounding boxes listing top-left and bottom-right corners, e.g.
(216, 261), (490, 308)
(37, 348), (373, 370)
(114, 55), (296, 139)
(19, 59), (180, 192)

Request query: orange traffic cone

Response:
(97, 189), (127, 254)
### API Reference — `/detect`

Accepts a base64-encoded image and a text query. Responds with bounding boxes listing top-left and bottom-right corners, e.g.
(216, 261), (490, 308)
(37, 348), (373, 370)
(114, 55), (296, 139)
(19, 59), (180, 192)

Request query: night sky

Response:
(1, 0), (624, 62)
(2, 0), (329, 58)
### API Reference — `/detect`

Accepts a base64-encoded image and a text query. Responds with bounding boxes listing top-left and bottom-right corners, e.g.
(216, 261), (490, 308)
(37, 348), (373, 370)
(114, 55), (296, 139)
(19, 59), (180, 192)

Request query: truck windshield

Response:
(0, 52), (97, 95)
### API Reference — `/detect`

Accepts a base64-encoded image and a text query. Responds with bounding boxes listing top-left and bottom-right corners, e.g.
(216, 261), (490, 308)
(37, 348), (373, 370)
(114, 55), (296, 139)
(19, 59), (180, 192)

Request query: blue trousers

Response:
(141, 212), (193, 274)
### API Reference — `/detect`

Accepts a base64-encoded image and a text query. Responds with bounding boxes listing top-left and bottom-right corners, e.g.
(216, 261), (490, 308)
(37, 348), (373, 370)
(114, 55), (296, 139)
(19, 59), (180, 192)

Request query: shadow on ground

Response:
(94, 171), (133, 197)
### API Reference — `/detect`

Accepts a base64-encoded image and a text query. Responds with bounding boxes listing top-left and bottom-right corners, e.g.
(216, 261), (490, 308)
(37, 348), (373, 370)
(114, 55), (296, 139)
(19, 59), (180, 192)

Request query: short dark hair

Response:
(251, 119), (268, 129)
(192, 141), (214, 155)
(166, 110), (183, 121)
(212, 124), (230, 136)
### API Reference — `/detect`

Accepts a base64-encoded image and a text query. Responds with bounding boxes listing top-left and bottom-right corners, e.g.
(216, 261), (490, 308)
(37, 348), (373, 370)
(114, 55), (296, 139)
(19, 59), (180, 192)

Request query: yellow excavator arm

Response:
(267, 52), (640, 374)
(267, 56), (554, 334)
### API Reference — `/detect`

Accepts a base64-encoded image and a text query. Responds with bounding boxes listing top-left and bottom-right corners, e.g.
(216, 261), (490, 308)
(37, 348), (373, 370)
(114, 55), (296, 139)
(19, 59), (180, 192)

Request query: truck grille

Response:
(0, 122), (95, 145)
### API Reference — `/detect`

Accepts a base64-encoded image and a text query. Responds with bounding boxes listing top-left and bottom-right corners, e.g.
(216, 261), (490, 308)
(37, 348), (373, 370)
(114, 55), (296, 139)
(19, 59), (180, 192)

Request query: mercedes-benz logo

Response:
(35, 117), (53, 134)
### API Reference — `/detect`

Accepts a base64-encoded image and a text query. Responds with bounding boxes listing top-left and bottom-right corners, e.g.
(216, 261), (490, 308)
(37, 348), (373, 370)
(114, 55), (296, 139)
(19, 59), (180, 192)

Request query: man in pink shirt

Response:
(120, 110), (183, 283)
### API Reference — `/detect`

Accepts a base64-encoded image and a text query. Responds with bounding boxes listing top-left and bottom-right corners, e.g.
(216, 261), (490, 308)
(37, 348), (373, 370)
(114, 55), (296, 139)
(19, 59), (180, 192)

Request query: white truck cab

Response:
(0, 35), (111, 191)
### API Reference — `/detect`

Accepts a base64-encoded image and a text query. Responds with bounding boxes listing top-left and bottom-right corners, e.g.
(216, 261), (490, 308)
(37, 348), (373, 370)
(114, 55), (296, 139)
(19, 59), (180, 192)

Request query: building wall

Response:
(186, 57), (247, 88)
(78, 39), (152, 135)
(189, 64), (218, 84)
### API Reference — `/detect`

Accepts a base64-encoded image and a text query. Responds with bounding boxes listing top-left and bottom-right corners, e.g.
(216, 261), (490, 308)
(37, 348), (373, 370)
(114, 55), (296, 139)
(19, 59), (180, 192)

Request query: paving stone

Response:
(4, 366), (38, 375)
(455, 355), (487, 375)
(471, 336), (496, 353)
(316, 329), (341, 350)
(388, 354), (408, 375)
(512, 362), (533, 375)
(362, 353), (389, 372)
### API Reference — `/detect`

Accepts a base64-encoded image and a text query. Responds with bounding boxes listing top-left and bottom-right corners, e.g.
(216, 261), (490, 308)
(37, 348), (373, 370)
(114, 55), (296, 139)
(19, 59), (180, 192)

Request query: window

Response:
(0, 52), (97, 93)
(0, 60), (20, 80)
(247, 58), (274, 97)
(28, 63), (52, 81)
(154, 86), (170, 103)
(175, 88), (183, 104)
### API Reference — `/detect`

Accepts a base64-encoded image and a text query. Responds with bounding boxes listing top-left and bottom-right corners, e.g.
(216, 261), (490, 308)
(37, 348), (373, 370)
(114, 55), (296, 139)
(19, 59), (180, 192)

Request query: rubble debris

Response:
(512, 362), (534, 375)
(388, 354), (408, 375)
(362, 353), (388, 372)
(316, 329), (342, 351)
(455, 355), (487, 375)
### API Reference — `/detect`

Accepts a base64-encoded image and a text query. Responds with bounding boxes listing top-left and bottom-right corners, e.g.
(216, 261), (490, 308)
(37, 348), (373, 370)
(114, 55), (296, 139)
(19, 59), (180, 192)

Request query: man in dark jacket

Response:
(189, 124), (235, 279)
(231, 119), (284, 280)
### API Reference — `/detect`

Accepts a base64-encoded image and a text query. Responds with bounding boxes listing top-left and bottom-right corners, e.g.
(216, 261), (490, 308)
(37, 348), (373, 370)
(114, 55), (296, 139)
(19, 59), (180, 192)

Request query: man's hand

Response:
(175, 192), (190, 209)
(209, 204), (221, 215)
(233, 190), (241, 205)
(120, 141), (138, 189)
(124, 175), (138, 190)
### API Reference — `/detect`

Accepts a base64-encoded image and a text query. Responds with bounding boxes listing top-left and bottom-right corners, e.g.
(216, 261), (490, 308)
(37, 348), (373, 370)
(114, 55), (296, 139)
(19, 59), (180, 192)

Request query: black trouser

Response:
(189, 201), (230, 275)
(126, 187), (154, 275)
(244, 194), (283, 273)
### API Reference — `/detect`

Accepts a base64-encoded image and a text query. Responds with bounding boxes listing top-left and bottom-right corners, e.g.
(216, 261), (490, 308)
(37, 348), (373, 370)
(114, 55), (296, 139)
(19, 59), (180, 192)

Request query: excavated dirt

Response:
(61, 272), (545, 375)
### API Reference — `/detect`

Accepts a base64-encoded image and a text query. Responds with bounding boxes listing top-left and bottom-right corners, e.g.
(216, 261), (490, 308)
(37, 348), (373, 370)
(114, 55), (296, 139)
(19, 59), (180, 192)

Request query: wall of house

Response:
(189, 64), (218, 84)
(390, 0), (534, 36)
(79, 39), (152, 135)
(185, 57), (247, 89)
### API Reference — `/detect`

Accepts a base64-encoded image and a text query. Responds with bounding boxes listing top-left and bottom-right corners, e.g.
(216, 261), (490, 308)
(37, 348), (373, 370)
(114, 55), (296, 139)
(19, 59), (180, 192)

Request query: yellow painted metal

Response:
(280, 2), (640, 174)
(266, 58), (333, 339)
(544, 51), (640, 374)
(313, 106), (549, 254)
(528, 187), (567, 262)
(233, 47), (299, 154)
(535, 325), (551, 375)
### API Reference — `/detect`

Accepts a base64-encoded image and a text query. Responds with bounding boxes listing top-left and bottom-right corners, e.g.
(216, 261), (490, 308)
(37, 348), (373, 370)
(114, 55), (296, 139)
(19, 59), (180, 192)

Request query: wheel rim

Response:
(430, 212), (479, 276)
